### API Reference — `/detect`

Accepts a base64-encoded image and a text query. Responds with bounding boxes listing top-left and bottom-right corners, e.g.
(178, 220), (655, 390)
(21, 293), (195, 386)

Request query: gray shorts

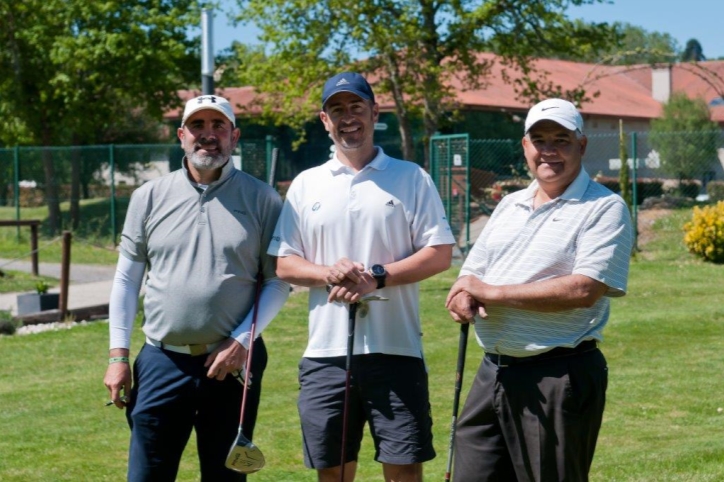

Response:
(297, 354), (436, 469)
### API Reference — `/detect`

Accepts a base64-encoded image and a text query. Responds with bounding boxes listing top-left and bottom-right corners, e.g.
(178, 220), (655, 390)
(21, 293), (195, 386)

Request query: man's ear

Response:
(579, 135), (588, 156)
(319, 110), (331, 132)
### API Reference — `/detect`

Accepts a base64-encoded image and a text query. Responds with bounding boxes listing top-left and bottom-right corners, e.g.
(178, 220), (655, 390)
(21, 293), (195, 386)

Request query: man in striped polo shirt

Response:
(446, 98), (633, 481)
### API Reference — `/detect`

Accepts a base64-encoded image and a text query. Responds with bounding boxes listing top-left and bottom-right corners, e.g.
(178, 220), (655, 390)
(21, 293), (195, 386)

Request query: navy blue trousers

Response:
(126, 337), (267, 482)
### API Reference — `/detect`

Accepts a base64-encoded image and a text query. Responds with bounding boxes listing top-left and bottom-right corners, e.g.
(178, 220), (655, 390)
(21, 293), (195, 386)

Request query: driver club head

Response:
(359, 295), (389, 302)
(225, 426), (265, 473)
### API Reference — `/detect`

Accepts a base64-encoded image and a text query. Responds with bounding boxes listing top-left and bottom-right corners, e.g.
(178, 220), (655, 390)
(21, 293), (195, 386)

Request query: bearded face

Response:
(186, 136), (230, 171)
(178, 111), (239, 174)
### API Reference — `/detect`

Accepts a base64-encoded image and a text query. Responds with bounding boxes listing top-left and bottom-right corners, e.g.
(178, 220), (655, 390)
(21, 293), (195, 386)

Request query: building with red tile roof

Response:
(164, 54), (724, 183)
(165, 54), (724, 130)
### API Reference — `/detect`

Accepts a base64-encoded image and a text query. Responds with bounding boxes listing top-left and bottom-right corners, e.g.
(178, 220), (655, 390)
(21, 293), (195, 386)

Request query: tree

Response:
(681, 39), (706, 61)
(556, 22), (678, 65)
(650, 93), (719, 183)
(0, 0), (199, 233)
(231, 0), (619, 165)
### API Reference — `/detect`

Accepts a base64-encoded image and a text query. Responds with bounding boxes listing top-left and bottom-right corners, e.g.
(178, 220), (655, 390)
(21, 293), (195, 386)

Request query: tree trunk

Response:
(382, 54), (417, 163)
(41, 149), (61, 235)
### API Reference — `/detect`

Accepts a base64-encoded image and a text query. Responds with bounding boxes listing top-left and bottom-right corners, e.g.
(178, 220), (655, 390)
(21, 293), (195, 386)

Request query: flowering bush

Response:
(683, 201), (724, 263)
(707, 181), (724, 202)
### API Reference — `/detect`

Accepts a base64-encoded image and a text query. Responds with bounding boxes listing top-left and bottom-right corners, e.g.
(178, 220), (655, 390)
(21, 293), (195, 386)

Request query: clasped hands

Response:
(446, 275), (488, 323)
(325, 257), (376, 304)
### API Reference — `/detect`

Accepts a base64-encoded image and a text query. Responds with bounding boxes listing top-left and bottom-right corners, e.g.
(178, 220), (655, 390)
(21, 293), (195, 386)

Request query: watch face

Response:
(371, 264), (385, 276)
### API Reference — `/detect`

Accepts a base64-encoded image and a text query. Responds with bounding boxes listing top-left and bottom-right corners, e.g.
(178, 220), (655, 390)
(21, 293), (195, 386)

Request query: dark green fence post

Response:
(464, 136), (471, 253)
(631, 132), (638, 252)
(265, 135), (274, 181)
(109, 144), (117, 244)
(13, 145), (20, 240)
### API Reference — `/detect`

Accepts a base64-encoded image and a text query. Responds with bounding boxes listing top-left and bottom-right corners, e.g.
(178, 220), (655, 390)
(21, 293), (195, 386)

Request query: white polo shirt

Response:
(268, 148), (455, 359)
(460, 167), (633, 357)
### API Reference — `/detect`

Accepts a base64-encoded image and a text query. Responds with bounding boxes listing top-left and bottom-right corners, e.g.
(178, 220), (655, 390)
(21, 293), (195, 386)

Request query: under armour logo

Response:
(385, 200), (394, 207)
(335, 78), (350, 86)
(197, 95), (217, 104)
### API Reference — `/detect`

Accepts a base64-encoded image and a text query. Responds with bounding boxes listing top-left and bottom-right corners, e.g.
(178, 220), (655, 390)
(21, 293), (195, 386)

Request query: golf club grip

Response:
(268, 147), (279, 187)
(444, 322), (470, 482)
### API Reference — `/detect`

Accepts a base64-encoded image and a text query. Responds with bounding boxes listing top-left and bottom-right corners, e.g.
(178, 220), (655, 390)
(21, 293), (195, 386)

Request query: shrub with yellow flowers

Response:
(683, 201), (724, 263)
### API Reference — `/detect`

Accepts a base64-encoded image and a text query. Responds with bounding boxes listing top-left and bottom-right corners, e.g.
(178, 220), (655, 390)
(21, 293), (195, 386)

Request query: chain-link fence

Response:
(0, 140), (276, 242)
(431, 130), (724, 256)
(2, 129), (723, 252)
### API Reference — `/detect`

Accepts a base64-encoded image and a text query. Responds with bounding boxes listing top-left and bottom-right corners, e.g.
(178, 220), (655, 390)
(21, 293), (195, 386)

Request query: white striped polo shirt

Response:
(460, 168), (633, 357)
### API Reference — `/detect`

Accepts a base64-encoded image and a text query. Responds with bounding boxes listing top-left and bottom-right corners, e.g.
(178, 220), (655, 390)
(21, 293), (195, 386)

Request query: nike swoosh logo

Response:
(541, 107), (558, 111)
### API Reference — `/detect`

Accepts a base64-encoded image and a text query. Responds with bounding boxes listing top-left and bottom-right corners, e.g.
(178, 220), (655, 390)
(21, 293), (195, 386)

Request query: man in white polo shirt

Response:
(446, 99), (633, 481)
(268, 72), (455, 482)
(103, 94), (289, 481)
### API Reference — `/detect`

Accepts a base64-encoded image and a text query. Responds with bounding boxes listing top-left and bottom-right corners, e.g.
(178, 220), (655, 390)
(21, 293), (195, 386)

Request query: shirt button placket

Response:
(199, 193), (207, 224)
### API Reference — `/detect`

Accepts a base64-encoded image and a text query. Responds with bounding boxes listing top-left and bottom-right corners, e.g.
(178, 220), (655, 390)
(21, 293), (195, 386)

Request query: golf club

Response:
(339, 293), (388, 482)
(444, 322), (470, 482)
(225, 273), (265, 474)
(225, 145), (279, 473)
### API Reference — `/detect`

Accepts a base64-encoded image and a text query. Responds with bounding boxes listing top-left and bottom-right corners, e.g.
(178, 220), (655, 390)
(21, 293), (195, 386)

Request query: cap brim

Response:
(182, 105), (235, 127)
(525, 116), (579, 133)
(322, 89), (372, 109)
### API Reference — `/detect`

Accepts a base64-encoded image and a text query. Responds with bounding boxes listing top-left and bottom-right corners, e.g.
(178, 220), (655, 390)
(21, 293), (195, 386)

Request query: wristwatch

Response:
(370, 264), (387, 289)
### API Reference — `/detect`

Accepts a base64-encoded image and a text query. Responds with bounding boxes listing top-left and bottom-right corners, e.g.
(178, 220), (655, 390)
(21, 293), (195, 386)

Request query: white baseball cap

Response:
(181, 95), (235, 127)
(524, 98), (583, 134)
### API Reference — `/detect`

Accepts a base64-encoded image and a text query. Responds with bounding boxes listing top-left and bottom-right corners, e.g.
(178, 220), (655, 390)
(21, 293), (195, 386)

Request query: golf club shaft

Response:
(340, 302), (358, 482)
(444, 322), (470, 482)
(239, 272), (263, 424)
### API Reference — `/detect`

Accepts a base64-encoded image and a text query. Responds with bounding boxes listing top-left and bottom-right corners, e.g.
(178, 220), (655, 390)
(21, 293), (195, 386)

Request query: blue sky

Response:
(203, 0), (723, 60)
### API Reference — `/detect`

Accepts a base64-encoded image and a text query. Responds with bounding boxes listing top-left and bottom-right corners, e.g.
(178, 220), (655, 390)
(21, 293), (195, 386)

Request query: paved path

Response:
(0, 258), (117, 316)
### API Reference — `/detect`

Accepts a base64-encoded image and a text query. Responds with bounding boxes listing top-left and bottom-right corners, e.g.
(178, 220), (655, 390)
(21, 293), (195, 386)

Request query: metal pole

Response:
(631, 132), (638, 252)
(265, 135), (273, 179)
(464, 134), (471, 255)
(445, 139), (452, 219)
(201, 8), (214, 95)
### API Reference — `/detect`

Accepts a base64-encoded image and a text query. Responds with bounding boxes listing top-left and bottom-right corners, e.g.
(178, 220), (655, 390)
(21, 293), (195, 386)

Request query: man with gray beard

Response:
(104, 95), (289, 481)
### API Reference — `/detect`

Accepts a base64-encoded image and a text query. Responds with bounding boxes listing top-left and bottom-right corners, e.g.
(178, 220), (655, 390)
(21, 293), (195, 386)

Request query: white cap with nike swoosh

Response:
(524, 98), (584, 134)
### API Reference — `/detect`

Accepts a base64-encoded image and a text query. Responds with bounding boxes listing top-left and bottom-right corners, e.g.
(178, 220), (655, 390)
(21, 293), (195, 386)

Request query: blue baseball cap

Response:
(321, 72), (375, 109)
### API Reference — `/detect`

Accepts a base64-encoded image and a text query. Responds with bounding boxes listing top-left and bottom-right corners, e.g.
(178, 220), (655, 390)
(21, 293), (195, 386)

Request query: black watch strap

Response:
(371, 264), (387, 289)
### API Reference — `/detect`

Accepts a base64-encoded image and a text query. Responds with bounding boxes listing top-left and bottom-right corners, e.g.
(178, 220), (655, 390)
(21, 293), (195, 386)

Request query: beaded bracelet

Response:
(108, 356), (130, 364)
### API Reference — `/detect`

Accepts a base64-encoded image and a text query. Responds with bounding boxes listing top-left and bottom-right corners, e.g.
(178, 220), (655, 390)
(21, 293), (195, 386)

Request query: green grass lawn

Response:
(0, 200), (122, 266)
(1, 208), (723, 481)
(0, 270), (59, 295)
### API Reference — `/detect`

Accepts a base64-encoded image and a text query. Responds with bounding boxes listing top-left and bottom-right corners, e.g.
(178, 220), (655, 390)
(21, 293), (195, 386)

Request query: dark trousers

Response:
(126, 337), (268, 482)
(453, 347), (607, 482)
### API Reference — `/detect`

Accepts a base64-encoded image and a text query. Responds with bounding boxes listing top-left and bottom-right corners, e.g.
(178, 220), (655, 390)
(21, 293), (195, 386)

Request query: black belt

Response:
(485, 340), (598, 368)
